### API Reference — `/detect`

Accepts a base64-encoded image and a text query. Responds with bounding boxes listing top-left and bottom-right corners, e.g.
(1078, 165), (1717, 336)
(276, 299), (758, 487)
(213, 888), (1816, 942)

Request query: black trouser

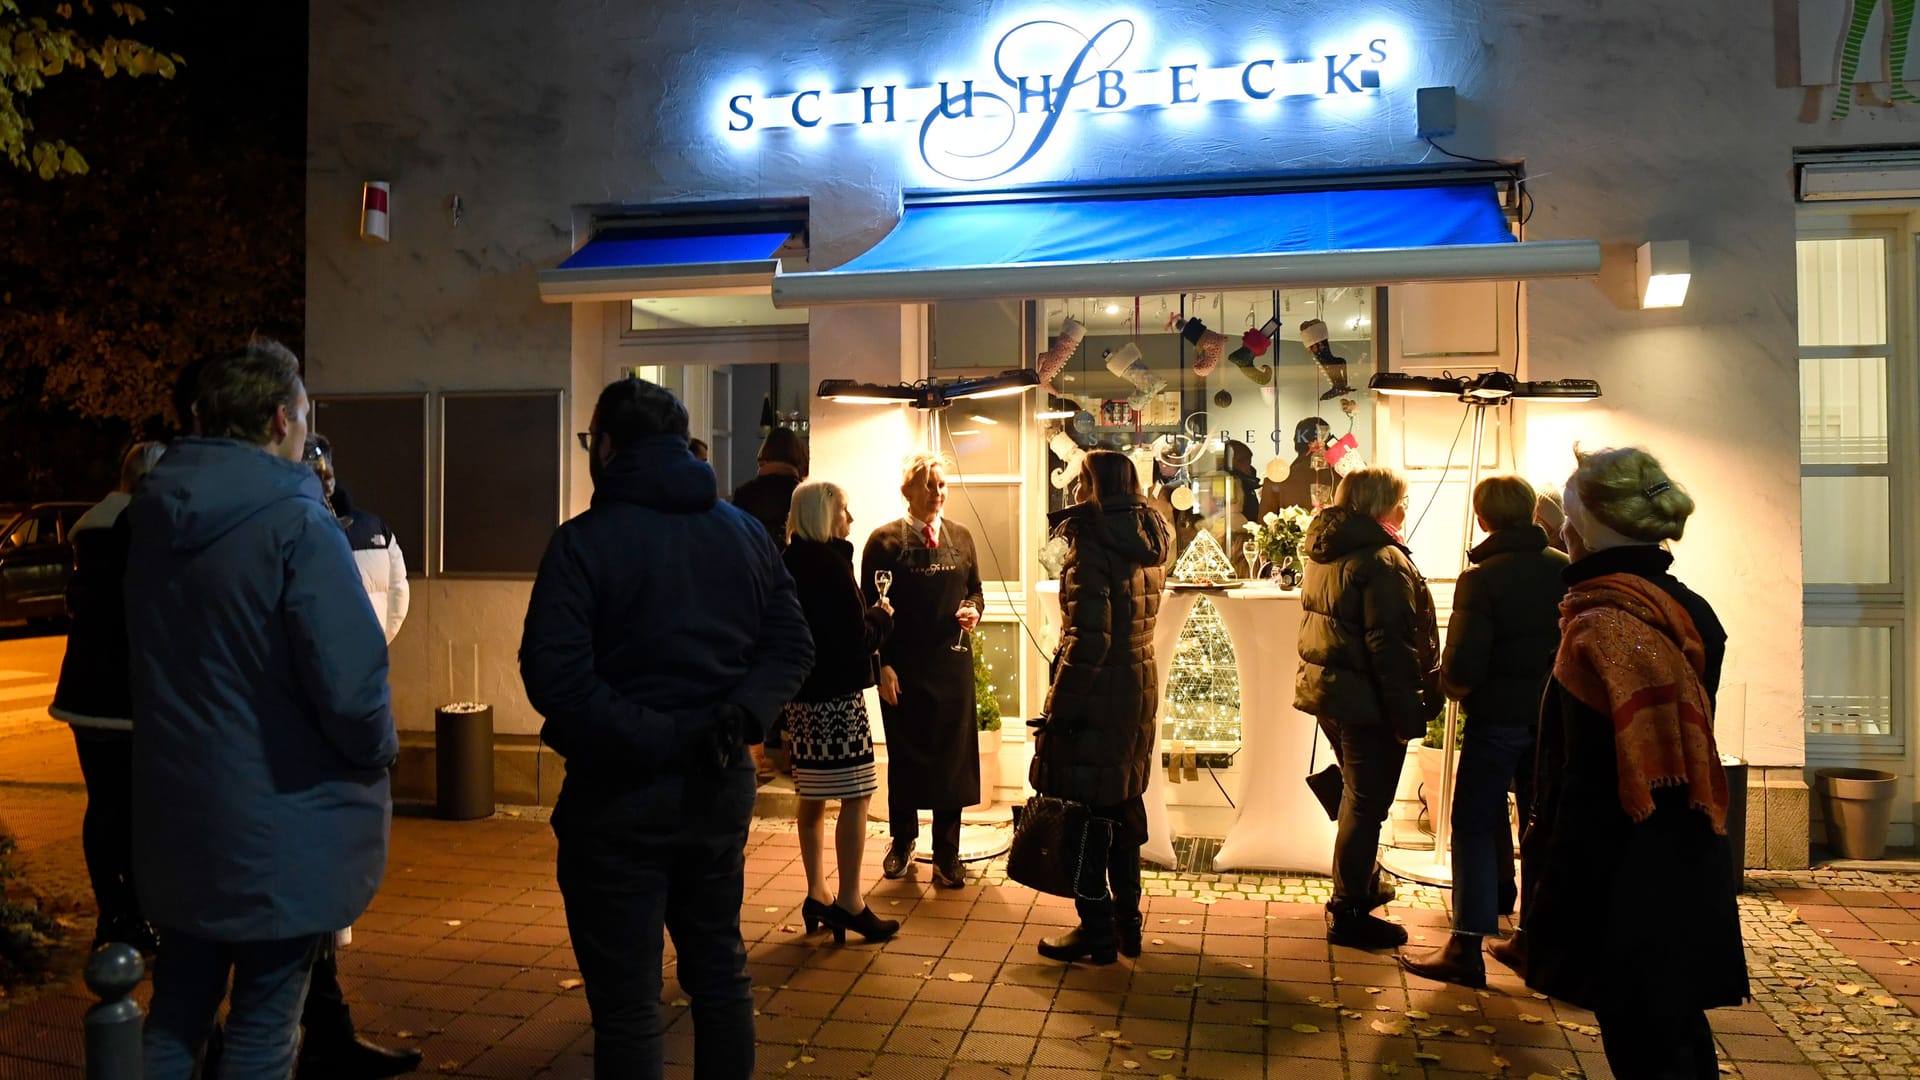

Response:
(300, 940), (355, 1044)
(72, 729), (138, 931)
(555, 765), (757, 1080)
(1318, 716), (1405, 909)
(1073, 837), (1142, 938)
(1593, 1006), (1719, 1079)
(888, 792), (961, 863)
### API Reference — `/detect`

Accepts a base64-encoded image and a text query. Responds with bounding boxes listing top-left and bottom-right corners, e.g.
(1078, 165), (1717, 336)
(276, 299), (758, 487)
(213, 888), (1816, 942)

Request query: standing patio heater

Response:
(1369, 371), (1600, 887)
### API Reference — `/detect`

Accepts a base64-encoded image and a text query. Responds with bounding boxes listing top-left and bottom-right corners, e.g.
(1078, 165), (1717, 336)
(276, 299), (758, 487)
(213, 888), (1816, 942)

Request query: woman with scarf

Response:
(1295, 466), (1440, 950)
(1523, 447), (1746, 1079)
(1031, 449), (1170, 965)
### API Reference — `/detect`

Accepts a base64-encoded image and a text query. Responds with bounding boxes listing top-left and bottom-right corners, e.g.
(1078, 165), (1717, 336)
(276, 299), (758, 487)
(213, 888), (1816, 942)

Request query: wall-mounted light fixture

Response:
(1636, 240), (1690, 309)
(1369, 371), (1601, 403)
(361, 181), (390, 243)
(817, 368), (1039, 409)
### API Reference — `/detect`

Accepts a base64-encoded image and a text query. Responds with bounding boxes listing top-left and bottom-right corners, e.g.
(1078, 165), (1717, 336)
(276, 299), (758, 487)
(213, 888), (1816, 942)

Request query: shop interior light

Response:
(816, 369), (1038, 409)
(1637, 240), (1691, 309)
(1514, 378), (1602, 401)
(1461, 371), (1517, 401)
(1367, 373), (1460, 398)
(966, 414), (999, 425)
(1035, 409), (1079, 420)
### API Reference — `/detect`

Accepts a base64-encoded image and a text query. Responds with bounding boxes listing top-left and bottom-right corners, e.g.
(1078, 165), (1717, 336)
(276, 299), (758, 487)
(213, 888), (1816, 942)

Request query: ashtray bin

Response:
(435, 703), (494, 821)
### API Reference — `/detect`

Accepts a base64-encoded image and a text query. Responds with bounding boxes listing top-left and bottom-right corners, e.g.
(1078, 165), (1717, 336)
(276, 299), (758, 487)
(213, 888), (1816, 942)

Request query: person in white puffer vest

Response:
(304, 434), (409, 643)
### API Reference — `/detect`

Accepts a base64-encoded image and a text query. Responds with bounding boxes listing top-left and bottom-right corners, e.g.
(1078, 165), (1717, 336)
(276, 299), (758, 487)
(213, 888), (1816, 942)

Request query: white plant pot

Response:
(1416, 743), (1457, 831)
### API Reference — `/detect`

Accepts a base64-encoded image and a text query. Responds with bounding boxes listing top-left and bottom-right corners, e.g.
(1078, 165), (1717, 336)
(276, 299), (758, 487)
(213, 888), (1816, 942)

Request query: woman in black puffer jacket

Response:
(1032, 450), (1170, 966)
(1295, 466), (1439, 950)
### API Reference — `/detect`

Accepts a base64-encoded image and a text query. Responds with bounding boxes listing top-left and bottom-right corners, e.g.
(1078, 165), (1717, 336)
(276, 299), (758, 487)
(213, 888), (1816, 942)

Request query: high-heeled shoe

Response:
(801, 896), (836, 935)
(823, 904), (900, 944)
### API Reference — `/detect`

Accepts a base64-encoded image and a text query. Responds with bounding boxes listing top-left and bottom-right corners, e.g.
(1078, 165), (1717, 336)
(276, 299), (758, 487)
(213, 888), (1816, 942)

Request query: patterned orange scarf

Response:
(1553, 572), (1728, 834)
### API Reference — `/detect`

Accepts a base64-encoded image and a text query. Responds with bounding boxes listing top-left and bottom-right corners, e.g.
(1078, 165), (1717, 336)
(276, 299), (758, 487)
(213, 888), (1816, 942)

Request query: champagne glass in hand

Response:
(874, 570), (893, 603)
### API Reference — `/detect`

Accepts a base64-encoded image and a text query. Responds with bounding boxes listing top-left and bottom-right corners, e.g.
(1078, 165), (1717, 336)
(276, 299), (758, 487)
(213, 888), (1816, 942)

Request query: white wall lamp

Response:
(1636, 240), (1690, 308)
(360, 181), (390, 243)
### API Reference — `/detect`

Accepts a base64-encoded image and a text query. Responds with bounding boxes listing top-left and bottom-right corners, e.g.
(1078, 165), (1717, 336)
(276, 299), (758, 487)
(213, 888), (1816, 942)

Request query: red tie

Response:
(923, 522), (937, 549)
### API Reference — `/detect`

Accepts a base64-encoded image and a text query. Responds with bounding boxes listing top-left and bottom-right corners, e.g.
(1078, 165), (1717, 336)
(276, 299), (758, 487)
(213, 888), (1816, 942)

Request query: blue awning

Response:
(539, 227), (800, 303)
(772, 184), (1600, 307)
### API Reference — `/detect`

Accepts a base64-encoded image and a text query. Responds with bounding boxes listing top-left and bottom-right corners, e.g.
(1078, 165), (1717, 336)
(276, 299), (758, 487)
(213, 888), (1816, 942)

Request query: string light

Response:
(1164, 597), (1241, 747)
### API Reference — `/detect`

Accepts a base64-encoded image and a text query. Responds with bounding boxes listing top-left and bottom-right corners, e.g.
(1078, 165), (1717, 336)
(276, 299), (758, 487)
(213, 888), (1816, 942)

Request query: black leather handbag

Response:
(1008, 794), (1114, 901)
(1305, 726), (1344, 822)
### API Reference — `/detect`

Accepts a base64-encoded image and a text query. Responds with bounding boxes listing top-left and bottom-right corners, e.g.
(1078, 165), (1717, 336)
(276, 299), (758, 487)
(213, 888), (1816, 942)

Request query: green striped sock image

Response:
(1834, 0), (1880, 119)
(1893, 0), (1920, 101)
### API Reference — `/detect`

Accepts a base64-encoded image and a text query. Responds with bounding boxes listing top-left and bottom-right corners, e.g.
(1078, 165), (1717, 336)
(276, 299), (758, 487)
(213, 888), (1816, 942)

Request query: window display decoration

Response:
(1173, 316), (1230, 376)
(1103, 342), (1165, 408)
(1036, 315), (1086, 391)
(1163, 598), (1242, 748)
(1170, 529), (1237, 583)
(1225, 316), (1281, 386)
(1047, 430), (1088, 490)
(1301, 318), (1355, 400)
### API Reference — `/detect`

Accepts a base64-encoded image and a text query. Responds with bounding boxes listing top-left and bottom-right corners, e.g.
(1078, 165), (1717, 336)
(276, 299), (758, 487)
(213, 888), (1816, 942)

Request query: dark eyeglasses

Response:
(576, 432), (592, 451)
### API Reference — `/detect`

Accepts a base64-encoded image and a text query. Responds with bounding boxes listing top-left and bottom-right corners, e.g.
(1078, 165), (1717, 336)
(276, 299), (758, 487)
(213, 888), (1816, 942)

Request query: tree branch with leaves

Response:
(1, 0), (180, 178)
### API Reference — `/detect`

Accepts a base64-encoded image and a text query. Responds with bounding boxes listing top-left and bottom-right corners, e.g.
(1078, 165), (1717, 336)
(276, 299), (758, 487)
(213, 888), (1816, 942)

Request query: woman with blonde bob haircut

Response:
(1523, 446), (1745, 1078)
(1295, 465), (1440, 950)
(780, 480), (899, 943)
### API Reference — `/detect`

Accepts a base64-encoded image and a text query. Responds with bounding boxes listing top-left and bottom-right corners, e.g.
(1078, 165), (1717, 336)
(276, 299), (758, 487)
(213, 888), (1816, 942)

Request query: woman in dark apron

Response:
(861, 452), (984, 889)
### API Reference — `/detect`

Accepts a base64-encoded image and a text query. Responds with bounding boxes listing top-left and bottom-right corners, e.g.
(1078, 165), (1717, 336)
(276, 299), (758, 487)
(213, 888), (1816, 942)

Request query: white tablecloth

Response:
(1208, 583), (1337, 873)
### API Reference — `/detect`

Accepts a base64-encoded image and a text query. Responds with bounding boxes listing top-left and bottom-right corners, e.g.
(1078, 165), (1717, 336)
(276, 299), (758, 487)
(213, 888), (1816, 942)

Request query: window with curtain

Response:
(1796, 230), (1908, 754)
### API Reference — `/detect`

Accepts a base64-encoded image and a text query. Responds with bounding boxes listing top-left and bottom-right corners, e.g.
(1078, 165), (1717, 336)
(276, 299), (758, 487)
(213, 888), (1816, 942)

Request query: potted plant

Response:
(972, 634), (1003, 811)
(1416, 706), (1465, 831)
(1244, 506), (1314, 588)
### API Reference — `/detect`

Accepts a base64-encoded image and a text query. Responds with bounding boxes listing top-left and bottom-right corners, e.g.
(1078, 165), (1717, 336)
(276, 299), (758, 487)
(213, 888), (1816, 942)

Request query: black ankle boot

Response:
(1325, 902), (1408, 950)
(1112, 911), (1143, 959)
(1038, 925), (1118, 966)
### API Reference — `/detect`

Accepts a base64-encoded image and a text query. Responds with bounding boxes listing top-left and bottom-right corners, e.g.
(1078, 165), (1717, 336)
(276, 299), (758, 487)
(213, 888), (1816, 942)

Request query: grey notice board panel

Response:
(440, 391), (563, 577)
(312, 394), (428, 578)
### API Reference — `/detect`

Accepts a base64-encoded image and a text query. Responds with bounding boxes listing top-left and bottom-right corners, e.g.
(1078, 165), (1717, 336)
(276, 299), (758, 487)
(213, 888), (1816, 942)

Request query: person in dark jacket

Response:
(1032, 449), (1170, 966)
(521, 378), (813, 1080)
(781, 479), (899, 945)
(1522, 447), (1744, 1079)
(1261, 416), (1332, 516)
(49, 440), (165, 954)
(1400, 475), (1568, 988)
(1294, 466), (1439, 950)
(127, 341), (399, 1080)
(731, 426), (807, 548)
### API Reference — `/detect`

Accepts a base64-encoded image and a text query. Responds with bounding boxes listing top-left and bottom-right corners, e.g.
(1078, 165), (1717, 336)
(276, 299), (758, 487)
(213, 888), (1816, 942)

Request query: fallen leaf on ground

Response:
(670, 997), (690, 1007)
(1291, 1023), (1320, 1034)
(764, 906), (779, 912)
(395, 1030), (415, 1039)
(1458, 1004), (1479, 1013)
(1365, 986), (1383, 995)
(1342, 1009), (1364, 1019)
(1148, 1048), (1177, 1060)
(1491, 1055), (1510, 1070)
(1240, 961), (1255, 969)
(1381, 1065), (1401, 1077)
(1871, 995), (1900, 1007)
(1405, 1009), (1431, 1020)
(1475, 1024), (1497, 1034)
(1250, 1019), (1271, 1027)
(1413, 1052), (1440, 1062)
(558, 978), (584, 990)
(1517, 1013), (1544, 1024)
(1834, 982), (1863, 996)
(1151, 938), (1166, 945)
(444, 920), (462, 928)
(1100, 1030), (1122, 1039)
(797, 1055), (814, 1064)
(947, 972), (974, 982)
(1371, 1018), (1410, 1036)
(1120, 1061), (1138, 1071)
(1790, 1003), (1825, 1016)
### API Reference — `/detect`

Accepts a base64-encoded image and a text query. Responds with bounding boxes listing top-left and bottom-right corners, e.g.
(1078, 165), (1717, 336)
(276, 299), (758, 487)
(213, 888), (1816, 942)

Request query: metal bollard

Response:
(84, 944), (144, 1080)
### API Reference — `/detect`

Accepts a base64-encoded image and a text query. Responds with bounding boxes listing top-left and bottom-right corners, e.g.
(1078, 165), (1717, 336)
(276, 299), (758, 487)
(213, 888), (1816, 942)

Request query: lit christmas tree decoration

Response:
(1171, 530), (1237, 583)
(1162, 598), (1242, 747)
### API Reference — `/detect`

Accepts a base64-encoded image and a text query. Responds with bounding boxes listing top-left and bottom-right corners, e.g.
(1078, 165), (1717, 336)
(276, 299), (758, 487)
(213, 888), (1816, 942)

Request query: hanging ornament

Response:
(1300, 318), (1355, 401)
(1224, 317), (1278, 387)
(1263, 457), (1291, 483)
(1324, 432), (1368, 476)
(1175, 316), (1230, 376)
(1104, 343), (1166, 408)
(1213, 389), (1233, 408)
(1048, 431), (1088, 490)
(1036, 316), (1085, 391)
(1170, 484), (1196, 511)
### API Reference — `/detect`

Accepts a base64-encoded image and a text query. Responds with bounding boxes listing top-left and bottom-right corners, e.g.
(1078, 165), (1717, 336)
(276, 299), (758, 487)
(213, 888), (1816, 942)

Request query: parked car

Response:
(0, 502), (90, 626)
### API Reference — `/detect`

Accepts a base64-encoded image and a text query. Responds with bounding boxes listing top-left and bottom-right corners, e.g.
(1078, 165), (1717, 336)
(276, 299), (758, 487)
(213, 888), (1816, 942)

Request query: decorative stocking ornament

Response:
(1300, 319), (1354, 401)
(1104, 343), (1166, 409)
(1036, 316), (1085, 391)
(1323, 432), (1367, 476)
(1175, 316), (1230, 376)
(1048, 431), (1088, 490)
(1224, 317), (1279, 386)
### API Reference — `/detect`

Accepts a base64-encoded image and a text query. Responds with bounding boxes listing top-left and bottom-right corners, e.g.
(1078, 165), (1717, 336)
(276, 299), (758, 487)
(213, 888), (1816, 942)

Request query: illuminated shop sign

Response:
(718, 14), (1399, 182)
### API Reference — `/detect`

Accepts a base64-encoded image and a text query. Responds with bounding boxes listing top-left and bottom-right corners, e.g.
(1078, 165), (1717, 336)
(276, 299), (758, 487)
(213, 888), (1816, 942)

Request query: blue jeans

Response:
(143, 930), (322, 1080)
(1450, 723), (1535, 935)
(554, 763), (757, 1080)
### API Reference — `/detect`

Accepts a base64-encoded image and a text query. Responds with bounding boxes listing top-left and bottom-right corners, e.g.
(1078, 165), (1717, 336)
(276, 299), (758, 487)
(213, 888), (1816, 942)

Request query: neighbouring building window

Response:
(1796, 230), (1909, 755)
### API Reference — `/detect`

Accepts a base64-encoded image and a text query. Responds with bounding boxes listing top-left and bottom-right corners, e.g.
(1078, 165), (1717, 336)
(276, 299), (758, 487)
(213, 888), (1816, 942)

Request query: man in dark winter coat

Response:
(1294, 467), (1439, 950)
(127, 341), (398, 1080)
(1400, 475), (1569, 988)
(521, 377), (813, 1080)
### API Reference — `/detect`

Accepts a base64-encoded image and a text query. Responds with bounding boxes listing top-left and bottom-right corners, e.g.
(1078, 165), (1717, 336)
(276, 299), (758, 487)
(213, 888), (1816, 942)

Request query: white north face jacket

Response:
(335, 498), (409, 643)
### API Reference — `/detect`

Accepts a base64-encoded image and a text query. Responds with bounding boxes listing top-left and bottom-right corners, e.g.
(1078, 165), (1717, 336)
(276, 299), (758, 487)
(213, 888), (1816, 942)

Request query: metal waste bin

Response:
(1721, 756), (1748, 894)
(435, 704), (495, 820)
